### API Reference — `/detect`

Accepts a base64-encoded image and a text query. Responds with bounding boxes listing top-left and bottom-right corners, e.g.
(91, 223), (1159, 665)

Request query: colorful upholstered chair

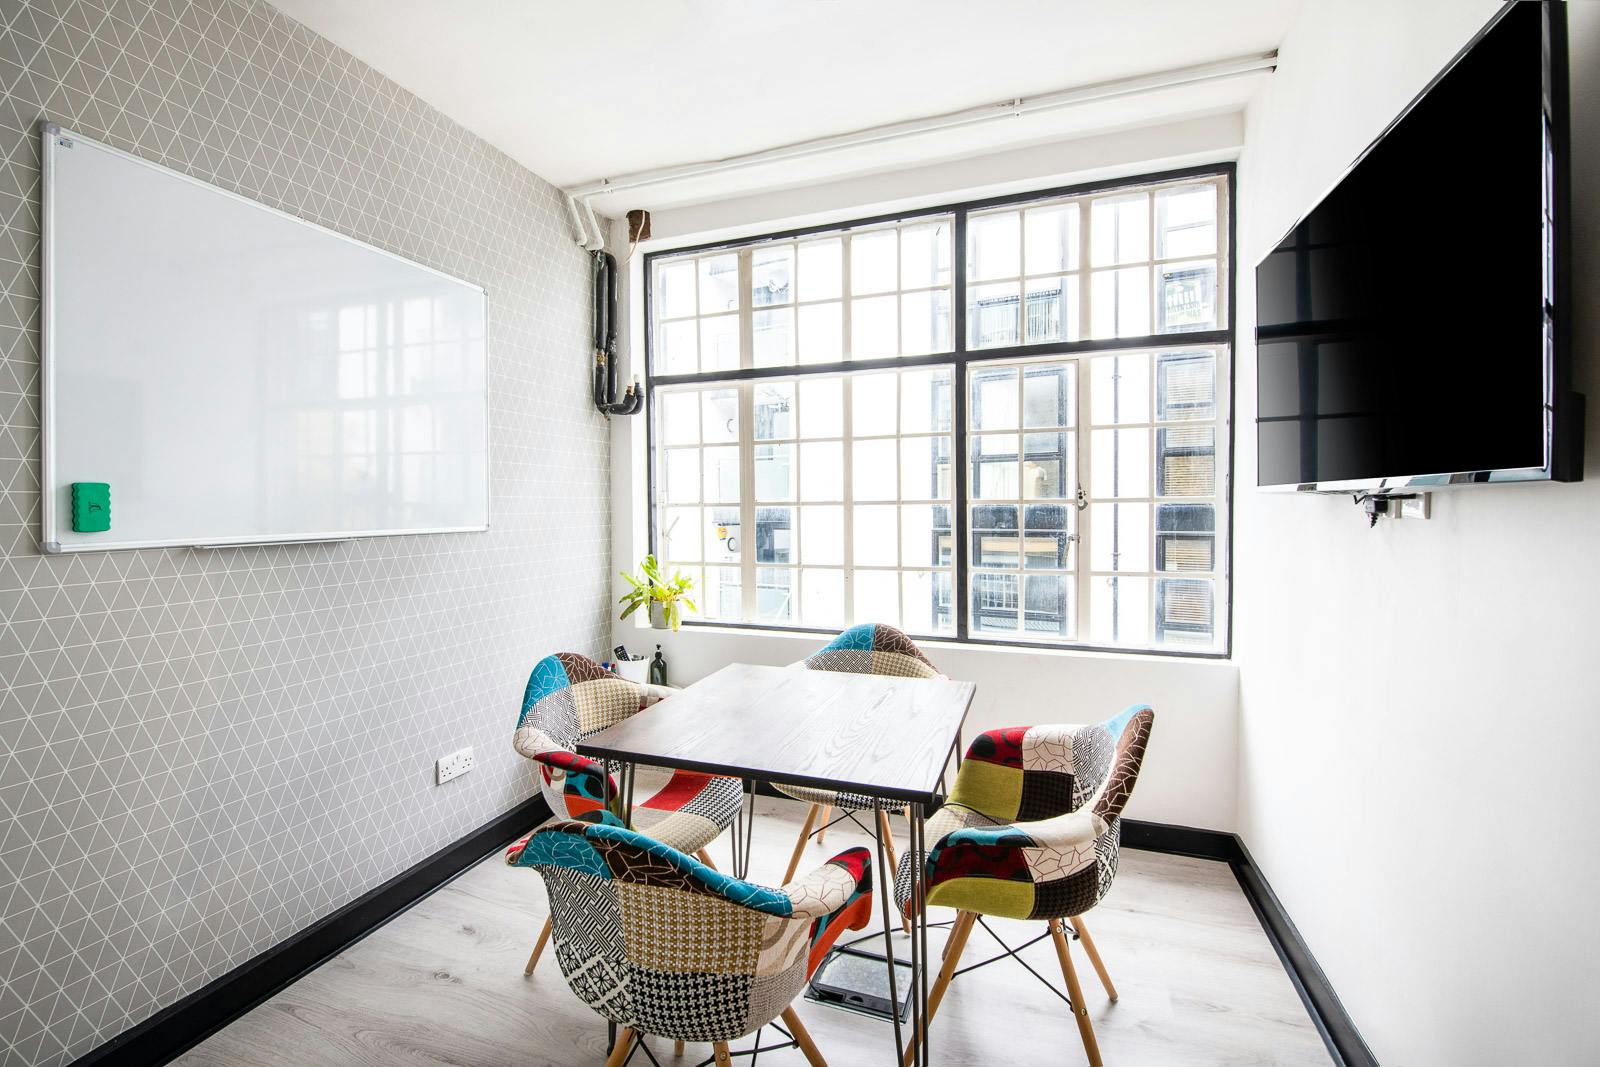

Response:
(775, 624), (944, 890)
(893, 704), (1155, 1067)
(506, 652), (744, 974)
(513, 819), (873, 1067)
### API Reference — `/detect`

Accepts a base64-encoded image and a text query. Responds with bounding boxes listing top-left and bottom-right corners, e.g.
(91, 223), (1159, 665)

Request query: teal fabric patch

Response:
(1102, 703), (1151, 742)
(516, 826), (609, 878)
(946, 825), (1037, 849)
(518, 654), (571, 729)
(820, 624), (875, 653)
(585, 823), (794, 916)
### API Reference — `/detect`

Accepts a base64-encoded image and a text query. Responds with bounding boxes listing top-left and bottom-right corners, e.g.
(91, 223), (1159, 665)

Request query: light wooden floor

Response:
(178, 791), (1330, 1067)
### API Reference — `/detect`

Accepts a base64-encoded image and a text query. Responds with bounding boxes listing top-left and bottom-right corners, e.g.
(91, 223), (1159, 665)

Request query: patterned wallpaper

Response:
(0, 2), (609, 1065)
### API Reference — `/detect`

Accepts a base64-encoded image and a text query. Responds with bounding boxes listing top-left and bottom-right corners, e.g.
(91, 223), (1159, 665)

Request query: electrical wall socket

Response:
(436, 746), (475, 784)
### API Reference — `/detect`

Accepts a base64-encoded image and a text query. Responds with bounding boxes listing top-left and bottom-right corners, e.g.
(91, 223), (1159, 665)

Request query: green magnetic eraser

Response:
(71, 482), (110, 533)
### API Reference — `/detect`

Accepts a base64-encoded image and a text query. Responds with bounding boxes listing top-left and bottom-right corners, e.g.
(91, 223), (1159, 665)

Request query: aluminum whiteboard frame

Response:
(38, 121), (493, 553)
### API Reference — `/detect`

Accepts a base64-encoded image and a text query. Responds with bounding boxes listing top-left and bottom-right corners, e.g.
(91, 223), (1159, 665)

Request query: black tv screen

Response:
(1255, 1), (1578, 490)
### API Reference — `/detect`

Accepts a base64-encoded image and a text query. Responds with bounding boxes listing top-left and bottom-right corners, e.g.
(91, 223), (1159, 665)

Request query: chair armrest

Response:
(783, 847), (874, 979)
(530, 750), (620, 816)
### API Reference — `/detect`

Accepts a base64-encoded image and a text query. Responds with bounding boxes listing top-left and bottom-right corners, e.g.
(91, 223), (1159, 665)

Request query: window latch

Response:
(1075, 487), (1088, 511)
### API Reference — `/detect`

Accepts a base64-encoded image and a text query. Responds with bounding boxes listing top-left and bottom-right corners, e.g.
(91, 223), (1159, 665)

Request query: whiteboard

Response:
(40, 124), (490, 553)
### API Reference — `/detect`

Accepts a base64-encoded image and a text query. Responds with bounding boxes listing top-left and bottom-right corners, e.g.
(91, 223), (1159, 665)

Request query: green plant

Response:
(618, 554), (697, 631)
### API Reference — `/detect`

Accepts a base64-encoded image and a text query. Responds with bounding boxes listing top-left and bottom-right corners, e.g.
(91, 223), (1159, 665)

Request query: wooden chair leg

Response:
(604, 1027), (636, 1067)
(902, 910), (975, 1067)
(781, 1006), (828, 1067)
(1070, 915), (1117, 1002)
(524, 915), (552, 975)
(1050, 919), (1103, 1067)
(816, 805), (832, 843)
(712, 1041), (733, 1065)
(674, 1038), (686, 1057)
(782, 804), (822, 884)
(696, 848), (718, 872)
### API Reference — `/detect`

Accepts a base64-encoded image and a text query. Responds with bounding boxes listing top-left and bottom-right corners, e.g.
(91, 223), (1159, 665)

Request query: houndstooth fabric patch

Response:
(573, 677), (642, 736)
(627, 966), (752, 1042)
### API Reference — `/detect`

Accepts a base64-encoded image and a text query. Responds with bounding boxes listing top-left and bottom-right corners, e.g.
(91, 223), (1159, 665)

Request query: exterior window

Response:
(647, 169), (1231, 654)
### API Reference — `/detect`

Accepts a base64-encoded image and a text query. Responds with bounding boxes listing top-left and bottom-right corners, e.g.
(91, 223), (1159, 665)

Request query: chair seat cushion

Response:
(506, 770), (743, 864)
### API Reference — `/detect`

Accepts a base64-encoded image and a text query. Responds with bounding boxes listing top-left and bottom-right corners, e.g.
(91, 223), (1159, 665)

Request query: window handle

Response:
(1075, 487), (1088, 511)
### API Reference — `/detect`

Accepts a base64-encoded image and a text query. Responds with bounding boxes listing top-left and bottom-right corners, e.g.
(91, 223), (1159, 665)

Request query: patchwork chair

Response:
(776, 624), (944, 892)
(892, 704), (1155, 1067)
(507, 652), (744, 975)
(513, 819), (873, 1066)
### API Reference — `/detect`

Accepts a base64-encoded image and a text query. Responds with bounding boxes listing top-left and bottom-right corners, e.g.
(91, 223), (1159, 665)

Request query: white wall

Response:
(1233, 3), (1600, 1064)
(608, 119), (1247, 833)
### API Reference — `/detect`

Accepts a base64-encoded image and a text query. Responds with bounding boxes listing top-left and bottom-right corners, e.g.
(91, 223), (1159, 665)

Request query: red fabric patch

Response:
(637, 770), (719, 811)
(826, 846), (872, 884)
(965, 726), (1027, 768)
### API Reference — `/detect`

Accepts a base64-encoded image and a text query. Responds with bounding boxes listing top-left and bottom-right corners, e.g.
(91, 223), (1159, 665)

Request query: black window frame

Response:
(642, 161), (1237, 660)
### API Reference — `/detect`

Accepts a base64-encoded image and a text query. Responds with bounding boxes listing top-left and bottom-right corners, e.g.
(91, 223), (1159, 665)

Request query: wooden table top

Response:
(577, 663), (976, 805)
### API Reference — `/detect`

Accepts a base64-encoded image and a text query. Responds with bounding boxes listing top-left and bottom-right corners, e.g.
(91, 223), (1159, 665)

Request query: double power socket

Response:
(435, 746), (475, 784)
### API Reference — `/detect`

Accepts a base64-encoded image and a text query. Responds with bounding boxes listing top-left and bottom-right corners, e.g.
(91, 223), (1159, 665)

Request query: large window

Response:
(646, 167), (1231, 655)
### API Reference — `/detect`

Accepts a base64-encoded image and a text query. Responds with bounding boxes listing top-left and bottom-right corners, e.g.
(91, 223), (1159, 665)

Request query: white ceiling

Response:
(271, 1), (1301, 211)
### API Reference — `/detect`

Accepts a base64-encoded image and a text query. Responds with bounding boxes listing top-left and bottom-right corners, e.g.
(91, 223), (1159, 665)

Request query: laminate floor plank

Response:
(178, 790), (1330, 1067)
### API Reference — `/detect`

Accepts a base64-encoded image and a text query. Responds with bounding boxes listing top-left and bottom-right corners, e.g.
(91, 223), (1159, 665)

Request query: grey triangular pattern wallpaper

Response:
(0, 2), (610, 1064)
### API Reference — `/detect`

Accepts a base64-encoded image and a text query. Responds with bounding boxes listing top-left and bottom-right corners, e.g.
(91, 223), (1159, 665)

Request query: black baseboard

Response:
(68, 795), (551, 1067)
(1123, 819), (1377, 1067)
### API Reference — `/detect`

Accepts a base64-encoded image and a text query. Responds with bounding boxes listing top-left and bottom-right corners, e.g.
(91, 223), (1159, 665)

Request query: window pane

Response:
(971, 571), (1019, 633)
(1157, 426), (1216, 496)
(1157, 576), (1214, 648)
(701, 566), (740, 620)
(1090, 502), (1151, 572)
(1022, 432), (1072, 500)
(852, 295), (897, 357)
(752, 246), (793, 306)
(658, 259), (696, 318)
(855, 569), (901, 627)
(900, 436), (947, 500)
(703, 445), (740, 502)
(658, 319), (697, 375)
(799, 377), (844, 438)
(798, 238), (843, 301)
(1157, 260), (1217, 333)
(1090, 576), (1150, 646)
(854, 504), (898, 566)
(968, 281), (1020, 348)
(1155, 185), (1217, 259)
(901, 368), (952, 434)
(900, 504), (938, 567)
(972, 367), (1018, 431)
(1024, 574), (1073, 638)
(800, 505), (844, 565)
(699, 254), (739, 313)
(972, 504), (1018, 567)
(756, 566), (794, 622)
(971, 434), (1019, 499)
(1157, 503), (1215, 571)
(700, 314), (740, 370)
(901, 222), (952, 288)
(1156, 351), (1216, 421)
(753, 307), (795, 367)
(1091, 194), (1148, 267)
(1023, 503), (1073, 569)
(851, 230), (897, 294)
(702, 389), (738, 443)
(754, 444), (794, 501)
(664, 447), (699, 504)
(660, 391), (699, 445)
(901, 289), (951, 355)
(1090, 352), (1151, 425)
(853, 439), (898, 500)
(1023, 276), (1079, 344)
(801, 569), (845, 627)
(755, 508), (793, 563)
(799, 441), (844, 501)
(852, 374), (897, 436)
(661, 506), (701, 562)
(798, 302), (843, 363)
(1025, 204), (1080, 275)
(902, 571), (953, 636)
(749, 383), (791, 441)
(707, 507), (740, 563)
(1090, 267), (1150, 338)
(968, 212), (1020, 281)
(1023, 364), (1073, 429)
(1091, 428), (1150, 498)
